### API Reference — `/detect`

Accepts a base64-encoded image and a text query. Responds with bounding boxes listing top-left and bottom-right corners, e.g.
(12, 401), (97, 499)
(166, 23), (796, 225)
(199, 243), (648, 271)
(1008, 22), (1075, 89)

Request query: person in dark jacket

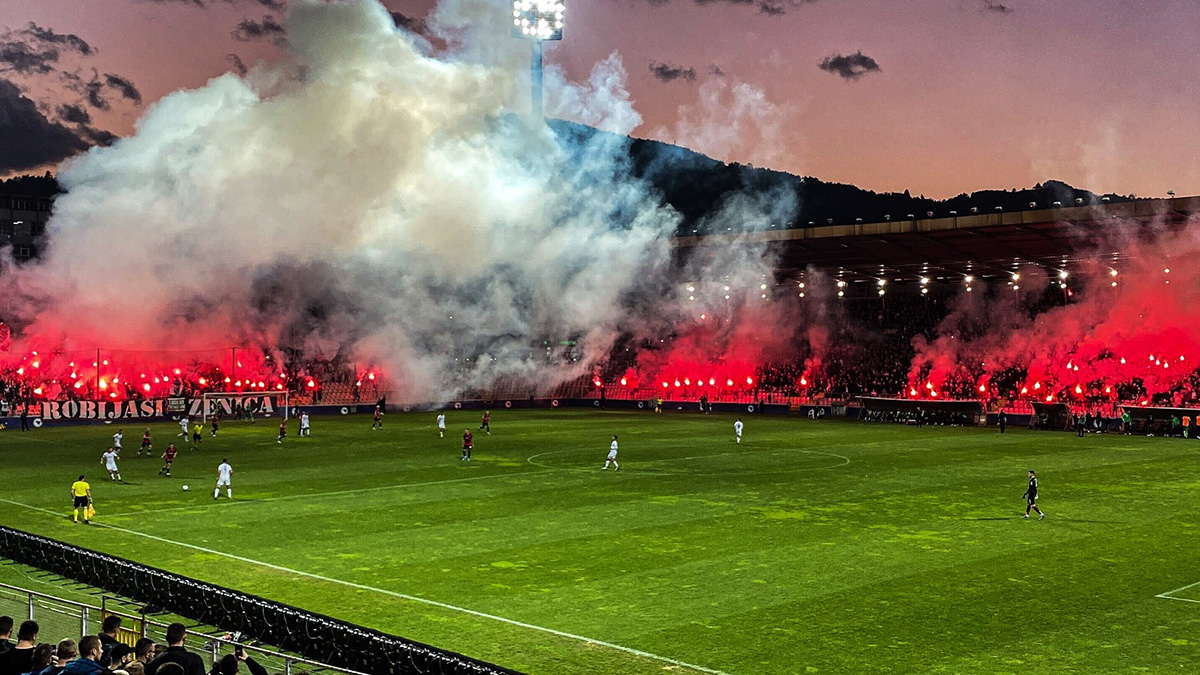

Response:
(144, 625), (203, 675)
(98, 616), (122, 668)
(37, 640), (76, 675)
(0, 616), (12, 656)
(210, 653), (267, 675)
(0, 620), (38, 675)
(24, 645), (52, 675)
(61, 637), (108, 675)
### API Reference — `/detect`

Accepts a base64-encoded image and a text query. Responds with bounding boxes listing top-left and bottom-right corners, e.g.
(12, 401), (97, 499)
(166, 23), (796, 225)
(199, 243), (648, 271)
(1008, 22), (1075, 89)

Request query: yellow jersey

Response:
(71, 480), (90, 497)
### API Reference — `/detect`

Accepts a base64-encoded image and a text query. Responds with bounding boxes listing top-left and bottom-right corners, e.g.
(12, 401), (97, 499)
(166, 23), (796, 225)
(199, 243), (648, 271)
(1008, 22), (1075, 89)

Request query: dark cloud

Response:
(235, 0), (285, 9)
(23, 24), (94, 57)
(390, 11), (425, 32)
(0, 40), (57, 74)
(709, 64), (725, 76)
(649, 61), (697, 83)
(0, 22), (93, 75)
(56, 103), (92, 125)
(0, 78), (90, 172)
(77, 125), (118, 147)
(227, 53), (248, 76)
(83, 77), (109, 110)
(648, 0), (815, 16)
(104, 73), (142, 104)
(232, 15), (286, 45)
(818, 50), (881, 80)
(983, 0), (1013, 13)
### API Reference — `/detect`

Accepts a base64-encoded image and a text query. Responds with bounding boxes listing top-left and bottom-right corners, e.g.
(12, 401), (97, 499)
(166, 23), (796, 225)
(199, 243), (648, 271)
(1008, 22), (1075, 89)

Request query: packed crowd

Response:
(0, 616), (267, 675)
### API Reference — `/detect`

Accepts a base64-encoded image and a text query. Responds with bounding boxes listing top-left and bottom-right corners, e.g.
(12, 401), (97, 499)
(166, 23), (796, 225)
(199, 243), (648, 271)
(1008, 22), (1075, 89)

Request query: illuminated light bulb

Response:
(709, 378), (715, 385)
(674, 380), (681, 387)
(838, 291), (845, 297)
(31, 362), (38, 368)
(1059, 271), (1068, 279)
(368, 373), (376, 380)
(726, 379), (734, 386)
(1111, 281), (1118, 287)
(966, 286), (973, 292)
(620, 378), (627, 386)
(199, 377), (206, 385)
(103, 359), (109, 366)
(224, 377), (231, 383)
(798, 282), (806, 289)
(724, 286), (730, 291)
(746, 377), (754, 385)
(1075, 385), (1082, 394)
(1120, 357), (1126, 364)
(33, 387), (42, 395)
(143, 384), (151, 392)
(920, 277), (929, 285)
(926, 382), (934, 389)
(700, 313), (707, 319)
(1110, 269), (1118, 277)
(799, 292), (806, 298)
(1034, 382), (1041, 390)
(74, 382), (83, 389)
(307, 380), (316, 388)
(1021, 387), (1028, 394)
(16, 367), (23, 375)
(965, 275), (974, 283)
(99, 379), (108, 390)
(1164, 268), (1170, 274)
(173, 368), (180, 375)
(760, 283), (768, 290)
(276, 384), (284, 390)
(724, 295), (730, 300)
(684, 378), (691, 385)
(910, 388), (918, 396)
(689, 295), (695, 301)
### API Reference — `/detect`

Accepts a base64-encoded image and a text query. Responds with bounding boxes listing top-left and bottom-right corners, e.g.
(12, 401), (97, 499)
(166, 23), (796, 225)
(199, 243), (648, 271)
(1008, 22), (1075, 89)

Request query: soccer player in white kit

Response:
(436, 413), (446, 438)
(299, 412), (311, 437)
(179, 416), (190, 438)
(214, 459), (233, 500)
(113, 429), (123, 453)
(102, 447), (122, 482)
(734, 418), (744, 444)
(602, 435), (619, 470)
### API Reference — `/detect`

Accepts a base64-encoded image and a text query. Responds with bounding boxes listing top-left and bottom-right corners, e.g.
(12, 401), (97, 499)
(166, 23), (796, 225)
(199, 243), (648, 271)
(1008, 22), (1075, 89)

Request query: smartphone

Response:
(234, 646), (244, 658)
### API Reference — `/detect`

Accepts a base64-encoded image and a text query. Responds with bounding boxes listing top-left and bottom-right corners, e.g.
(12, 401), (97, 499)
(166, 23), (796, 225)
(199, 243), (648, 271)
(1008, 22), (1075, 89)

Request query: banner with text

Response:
(39, 395), (280, 422)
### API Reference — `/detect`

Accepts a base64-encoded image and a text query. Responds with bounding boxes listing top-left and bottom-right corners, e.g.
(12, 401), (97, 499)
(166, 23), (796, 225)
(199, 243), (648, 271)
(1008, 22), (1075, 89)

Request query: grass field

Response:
(2, 409), (1199, 674)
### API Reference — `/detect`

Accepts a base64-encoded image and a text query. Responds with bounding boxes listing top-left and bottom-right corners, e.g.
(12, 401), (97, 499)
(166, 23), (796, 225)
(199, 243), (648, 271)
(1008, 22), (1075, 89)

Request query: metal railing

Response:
(0, 581), (369, 675)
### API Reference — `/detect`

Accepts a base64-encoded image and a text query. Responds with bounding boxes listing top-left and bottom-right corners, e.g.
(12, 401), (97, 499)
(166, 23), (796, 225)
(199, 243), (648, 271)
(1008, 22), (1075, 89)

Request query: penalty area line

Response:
(1156, 580), (1200, 604)
(0, 498), (735, 675)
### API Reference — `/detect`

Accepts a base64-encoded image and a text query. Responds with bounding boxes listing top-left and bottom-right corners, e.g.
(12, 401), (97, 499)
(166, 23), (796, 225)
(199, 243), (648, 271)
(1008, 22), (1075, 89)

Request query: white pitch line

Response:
(1156, 580), (1200, 604)
(0, 498), (734, 675)
(101, 469), (556, 517)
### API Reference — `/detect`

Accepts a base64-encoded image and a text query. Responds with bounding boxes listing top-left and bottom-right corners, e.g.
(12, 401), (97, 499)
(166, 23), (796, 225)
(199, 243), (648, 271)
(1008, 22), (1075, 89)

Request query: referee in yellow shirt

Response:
(70, 475), (92, 524)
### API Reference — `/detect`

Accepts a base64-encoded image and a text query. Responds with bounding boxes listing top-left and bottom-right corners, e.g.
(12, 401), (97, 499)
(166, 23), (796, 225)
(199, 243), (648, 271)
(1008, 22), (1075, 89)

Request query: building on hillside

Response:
(0, 194), (53, 261)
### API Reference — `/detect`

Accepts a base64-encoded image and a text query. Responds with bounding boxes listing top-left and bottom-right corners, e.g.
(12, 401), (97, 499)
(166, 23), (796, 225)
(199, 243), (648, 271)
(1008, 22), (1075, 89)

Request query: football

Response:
(182, 485), (189, 491)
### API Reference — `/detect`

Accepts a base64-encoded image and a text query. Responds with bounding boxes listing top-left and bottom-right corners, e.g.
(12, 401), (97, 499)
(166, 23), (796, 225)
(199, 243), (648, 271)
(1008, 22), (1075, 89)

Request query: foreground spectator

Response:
(0, 620), (38, 675)
(144, 625), (203, 675)
(108, 646), (133, 673)
(212, 653), (267, 675)
(131, 641), (154, 671)
(61, 637), (107, 675)
(39, 640), (77, 675)
(25, 645), (52, 675)
(0, 616), (12, 655)
(123, 663), (143, 675)
(98, 617), (122, 667)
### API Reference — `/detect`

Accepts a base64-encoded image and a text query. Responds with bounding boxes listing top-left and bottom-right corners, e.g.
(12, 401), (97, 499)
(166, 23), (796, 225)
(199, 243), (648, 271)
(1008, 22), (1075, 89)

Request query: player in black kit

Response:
(1023, 470), (1045, 520)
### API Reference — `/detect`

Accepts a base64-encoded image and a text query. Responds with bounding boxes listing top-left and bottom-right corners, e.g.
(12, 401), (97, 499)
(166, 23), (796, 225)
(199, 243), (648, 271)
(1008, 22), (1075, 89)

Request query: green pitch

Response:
(1, 410), (1199, 674)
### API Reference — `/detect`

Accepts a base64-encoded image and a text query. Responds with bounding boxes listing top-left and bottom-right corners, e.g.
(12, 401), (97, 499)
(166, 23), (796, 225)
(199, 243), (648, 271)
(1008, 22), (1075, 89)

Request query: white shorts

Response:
(217, 478), (231, 487)
(607, 451), (617, 460)
(106, 462), (118, 471)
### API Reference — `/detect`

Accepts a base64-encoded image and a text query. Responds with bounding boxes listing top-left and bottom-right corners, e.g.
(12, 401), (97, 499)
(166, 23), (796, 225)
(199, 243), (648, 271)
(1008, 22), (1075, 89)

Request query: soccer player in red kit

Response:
(462, 429), (473, 462)
(139, 428), (153, 457)
(277, 420), (286, 444)
(479, 410), (491, 435)
(372, 406), (383, 430)
(159, 443), (177, 477)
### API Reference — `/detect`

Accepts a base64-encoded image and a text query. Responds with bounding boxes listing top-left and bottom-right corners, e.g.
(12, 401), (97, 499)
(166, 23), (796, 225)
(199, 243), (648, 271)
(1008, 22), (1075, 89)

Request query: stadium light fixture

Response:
(512, 1), (566, 119)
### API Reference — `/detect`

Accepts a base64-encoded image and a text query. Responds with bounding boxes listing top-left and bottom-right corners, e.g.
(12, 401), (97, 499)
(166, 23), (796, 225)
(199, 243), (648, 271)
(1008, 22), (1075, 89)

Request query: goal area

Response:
(200, 391), (289, 425)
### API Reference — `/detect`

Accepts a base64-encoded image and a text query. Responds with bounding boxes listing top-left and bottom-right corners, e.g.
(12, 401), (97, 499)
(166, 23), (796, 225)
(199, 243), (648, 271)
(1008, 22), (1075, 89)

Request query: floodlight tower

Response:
(512, 0), (565, 120)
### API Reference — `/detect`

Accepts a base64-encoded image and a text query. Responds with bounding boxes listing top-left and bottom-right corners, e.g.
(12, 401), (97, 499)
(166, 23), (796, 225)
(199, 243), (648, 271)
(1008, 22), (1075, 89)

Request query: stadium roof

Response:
(673, 195), (1200, 282)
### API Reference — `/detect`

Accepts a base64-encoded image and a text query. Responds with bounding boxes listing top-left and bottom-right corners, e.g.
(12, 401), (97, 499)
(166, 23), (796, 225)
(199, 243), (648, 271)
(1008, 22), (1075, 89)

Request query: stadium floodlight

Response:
(512, 0), (566, 119)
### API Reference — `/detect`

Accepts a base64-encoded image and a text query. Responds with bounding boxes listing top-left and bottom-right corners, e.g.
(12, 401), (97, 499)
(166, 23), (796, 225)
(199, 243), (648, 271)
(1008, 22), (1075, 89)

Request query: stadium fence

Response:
(0, 527), (524, 675)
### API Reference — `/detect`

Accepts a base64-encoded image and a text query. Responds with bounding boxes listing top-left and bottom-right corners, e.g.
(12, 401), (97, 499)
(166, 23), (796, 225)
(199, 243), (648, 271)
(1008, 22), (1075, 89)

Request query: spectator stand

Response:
(0, 580), (365, 675)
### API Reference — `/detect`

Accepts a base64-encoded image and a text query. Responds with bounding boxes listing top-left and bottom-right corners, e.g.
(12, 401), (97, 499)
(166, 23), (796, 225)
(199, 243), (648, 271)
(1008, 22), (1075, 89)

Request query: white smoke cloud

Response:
(0, 0), (795, 401)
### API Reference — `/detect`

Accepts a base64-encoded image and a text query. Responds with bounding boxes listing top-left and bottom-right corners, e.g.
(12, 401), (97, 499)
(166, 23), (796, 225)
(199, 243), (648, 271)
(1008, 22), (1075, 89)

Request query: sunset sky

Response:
(2, 0), (1198, 199)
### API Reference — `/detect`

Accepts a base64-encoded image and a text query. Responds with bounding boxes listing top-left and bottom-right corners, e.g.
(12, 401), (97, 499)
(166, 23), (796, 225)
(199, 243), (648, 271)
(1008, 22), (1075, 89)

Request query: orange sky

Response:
(2, 0), (1198, 198)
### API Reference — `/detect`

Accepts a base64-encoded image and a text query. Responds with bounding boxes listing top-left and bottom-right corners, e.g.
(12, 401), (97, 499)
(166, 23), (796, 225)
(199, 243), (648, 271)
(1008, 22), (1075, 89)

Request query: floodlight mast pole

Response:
(531, 40), (544, 120)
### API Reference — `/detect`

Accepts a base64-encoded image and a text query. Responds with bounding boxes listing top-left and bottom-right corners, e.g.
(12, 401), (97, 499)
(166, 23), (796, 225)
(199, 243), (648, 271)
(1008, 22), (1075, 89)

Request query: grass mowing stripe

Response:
(0, 496), (735, 675)
(102, 469), (558, 517)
